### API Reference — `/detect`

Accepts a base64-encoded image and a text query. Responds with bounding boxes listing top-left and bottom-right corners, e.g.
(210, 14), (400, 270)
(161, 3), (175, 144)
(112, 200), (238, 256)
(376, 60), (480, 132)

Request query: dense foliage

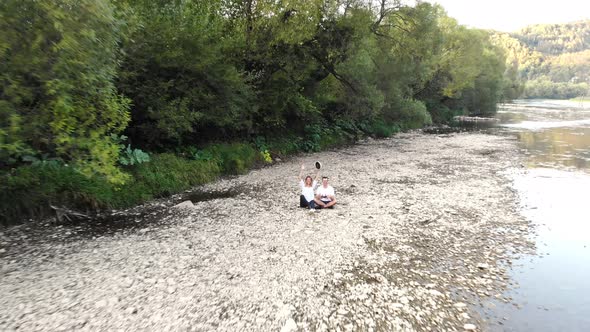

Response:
(514, 21), (590, 55)
(492, 20), (590, 100)
(0, 0), (131, 183)
(1, 0), (508, 224)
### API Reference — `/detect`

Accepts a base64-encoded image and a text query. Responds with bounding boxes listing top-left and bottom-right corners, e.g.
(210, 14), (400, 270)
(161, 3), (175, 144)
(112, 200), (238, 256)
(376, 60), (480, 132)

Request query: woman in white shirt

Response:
(298, 163), (320, 209)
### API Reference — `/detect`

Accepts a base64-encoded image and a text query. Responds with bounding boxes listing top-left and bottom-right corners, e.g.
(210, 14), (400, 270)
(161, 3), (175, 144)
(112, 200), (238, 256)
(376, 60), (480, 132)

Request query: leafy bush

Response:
(253, 137), (273, 164)
(131, 153), (220, 197)
(253, 136), (269, 152)
(397, 99), (432, 129)
(0, 164), (115, 224)
(110, 179), (153, 208)
(193, 149), (214, 162)
(300, 125), (323, 152)
(365, 119), (400, 138)
(259, 150), (273, 164)
(425, 101), (465, 124)
(0, 153), (222, 225)
(203, 143), (257, 174)
(266, 136), (301, 157)
(334, 119), (364, 142)
(119, 145), (150, 166)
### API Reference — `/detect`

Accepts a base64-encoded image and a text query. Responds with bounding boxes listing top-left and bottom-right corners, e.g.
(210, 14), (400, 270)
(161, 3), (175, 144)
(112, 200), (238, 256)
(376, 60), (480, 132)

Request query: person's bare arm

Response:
(298, 164), (304, 181)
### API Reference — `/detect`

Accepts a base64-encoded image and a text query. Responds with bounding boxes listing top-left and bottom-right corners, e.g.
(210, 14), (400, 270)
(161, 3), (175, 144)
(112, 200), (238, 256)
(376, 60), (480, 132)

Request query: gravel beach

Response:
(0, 131), (533, 331)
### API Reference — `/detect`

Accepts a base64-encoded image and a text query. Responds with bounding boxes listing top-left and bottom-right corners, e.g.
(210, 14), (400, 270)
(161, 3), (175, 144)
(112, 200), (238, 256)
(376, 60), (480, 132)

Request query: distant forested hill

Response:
(493, 20), (590, 99)
(514, 20), (590, 55)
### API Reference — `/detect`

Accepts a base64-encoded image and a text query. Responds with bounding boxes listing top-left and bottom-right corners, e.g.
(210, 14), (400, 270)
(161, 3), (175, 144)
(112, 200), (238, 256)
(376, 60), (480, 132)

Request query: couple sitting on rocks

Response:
(298, 163), (336, 211)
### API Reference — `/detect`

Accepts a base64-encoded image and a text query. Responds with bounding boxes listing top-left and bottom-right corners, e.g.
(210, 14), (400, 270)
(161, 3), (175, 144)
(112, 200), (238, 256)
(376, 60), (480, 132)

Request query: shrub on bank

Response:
(0, 153), (222, 225)
(364, 119), (401, 138)
(265, 136), (301, 158)
(202, 143), (257, 175)
(397, 99), (433, 129)
(0, 163), (114, 224)
(130, 153), (220, 198)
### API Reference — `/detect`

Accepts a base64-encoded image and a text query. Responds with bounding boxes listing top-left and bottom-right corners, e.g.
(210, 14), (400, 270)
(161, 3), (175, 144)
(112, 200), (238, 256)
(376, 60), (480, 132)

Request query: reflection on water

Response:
(486, 169), (590, 331)
(517, 129), (590, 171)
(484, 100), (590, 331)
(499, 100), (590, 173)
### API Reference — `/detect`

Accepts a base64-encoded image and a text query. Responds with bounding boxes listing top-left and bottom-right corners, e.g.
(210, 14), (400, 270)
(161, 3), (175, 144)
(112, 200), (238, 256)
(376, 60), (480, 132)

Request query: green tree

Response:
(460, 41), (506, 115)
(0, 0), (130, 183)
(117, 0), (255, 148)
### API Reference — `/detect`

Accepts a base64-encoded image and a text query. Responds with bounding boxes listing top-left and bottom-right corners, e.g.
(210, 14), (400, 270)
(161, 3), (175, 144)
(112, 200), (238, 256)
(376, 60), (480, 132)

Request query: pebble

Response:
(123, 278), (134, 288)
(173, 201), (194, 209)
(95, 300), (108, 308)
(464, 323), (477, 330)
(280, 318), (297, 332)
(125, 307), (138, 314)
(107, 297), (120, 306)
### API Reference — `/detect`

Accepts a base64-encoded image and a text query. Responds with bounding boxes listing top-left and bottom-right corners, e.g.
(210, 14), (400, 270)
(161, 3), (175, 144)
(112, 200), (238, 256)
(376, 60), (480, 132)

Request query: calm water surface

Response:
(486, 99), (590, 331)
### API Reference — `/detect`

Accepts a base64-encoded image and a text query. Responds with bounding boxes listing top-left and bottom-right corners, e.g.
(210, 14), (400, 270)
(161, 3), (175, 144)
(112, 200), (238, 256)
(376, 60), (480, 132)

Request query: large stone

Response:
(173, 201), (195, 209)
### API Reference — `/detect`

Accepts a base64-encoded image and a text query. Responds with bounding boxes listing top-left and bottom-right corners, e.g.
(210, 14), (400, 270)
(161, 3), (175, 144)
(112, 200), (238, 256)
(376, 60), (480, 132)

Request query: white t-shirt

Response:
(300, 180), (317, 202)
(316, 185), (335, 201)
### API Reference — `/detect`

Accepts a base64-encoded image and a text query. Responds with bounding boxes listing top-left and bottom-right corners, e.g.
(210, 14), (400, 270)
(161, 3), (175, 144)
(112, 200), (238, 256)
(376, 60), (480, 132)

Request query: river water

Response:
(485, 99), (590, 331)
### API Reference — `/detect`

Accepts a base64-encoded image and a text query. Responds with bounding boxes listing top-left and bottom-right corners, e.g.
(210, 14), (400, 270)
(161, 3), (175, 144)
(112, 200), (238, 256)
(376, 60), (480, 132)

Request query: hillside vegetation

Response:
(493, 20), (590, 99)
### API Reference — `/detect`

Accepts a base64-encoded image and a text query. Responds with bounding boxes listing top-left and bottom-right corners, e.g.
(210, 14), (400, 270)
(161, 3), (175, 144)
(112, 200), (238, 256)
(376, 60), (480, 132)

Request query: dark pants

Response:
(300, 195), (317, 209)
(320, 200), (334, 208)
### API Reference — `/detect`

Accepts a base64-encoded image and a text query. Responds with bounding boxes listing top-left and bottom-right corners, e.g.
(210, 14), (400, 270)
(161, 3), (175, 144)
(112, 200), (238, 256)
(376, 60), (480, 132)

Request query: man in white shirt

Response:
(314, 176), (336, 208)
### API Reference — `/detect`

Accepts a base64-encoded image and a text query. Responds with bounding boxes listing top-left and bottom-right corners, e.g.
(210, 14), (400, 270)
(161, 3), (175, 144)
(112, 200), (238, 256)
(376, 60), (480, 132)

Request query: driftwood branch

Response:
(51, 205), (90, 223)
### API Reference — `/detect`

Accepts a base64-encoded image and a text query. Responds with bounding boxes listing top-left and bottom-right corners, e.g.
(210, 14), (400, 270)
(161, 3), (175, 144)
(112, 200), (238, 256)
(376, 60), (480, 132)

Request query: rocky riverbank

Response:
(0, 131), (533, 331)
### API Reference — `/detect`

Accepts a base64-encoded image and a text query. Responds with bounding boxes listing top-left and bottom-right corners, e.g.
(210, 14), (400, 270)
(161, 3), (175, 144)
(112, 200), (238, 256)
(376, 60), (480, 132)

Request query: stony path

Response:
(0, 132), (532, 331)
